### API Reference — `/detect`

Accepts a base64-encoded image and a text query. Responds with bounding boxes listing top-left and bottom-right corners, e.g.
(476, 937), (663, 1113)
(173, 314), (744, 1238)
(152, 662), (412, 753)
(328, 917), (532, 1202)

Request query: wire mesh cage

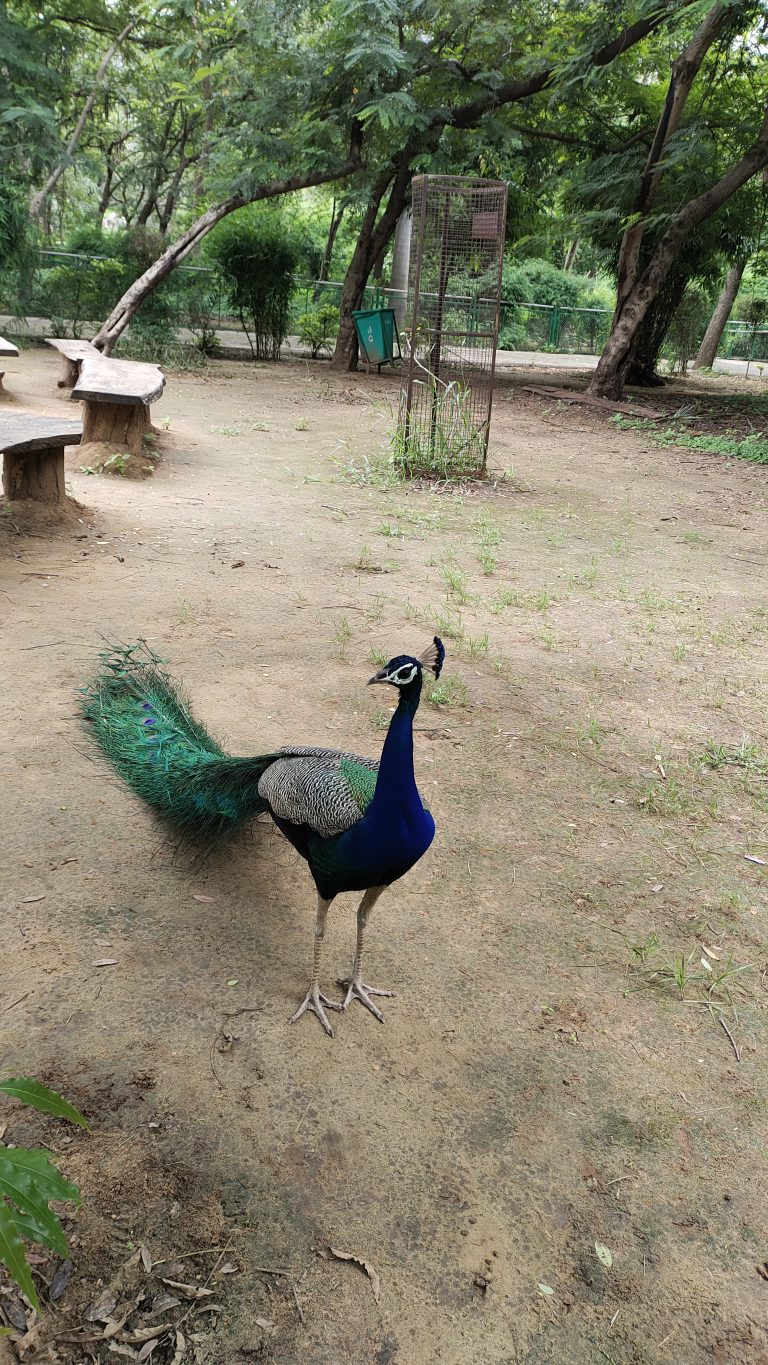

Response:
(397, 175), (508, 477)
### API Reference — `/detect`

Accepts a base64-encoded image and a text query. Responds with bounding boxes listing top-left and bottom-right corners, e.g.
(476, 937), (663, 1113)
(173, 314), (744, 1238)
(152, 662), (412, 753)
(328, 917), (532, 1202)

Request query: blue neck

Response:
(370, 680), (422, 815)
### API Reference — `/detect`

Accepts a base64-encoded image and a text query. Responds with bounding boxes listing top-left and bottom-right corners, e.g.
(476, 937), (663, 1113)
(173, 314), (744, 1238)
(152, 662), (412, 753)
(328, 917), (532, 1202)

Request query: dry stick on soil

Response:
(719, 1014), (742, 1062)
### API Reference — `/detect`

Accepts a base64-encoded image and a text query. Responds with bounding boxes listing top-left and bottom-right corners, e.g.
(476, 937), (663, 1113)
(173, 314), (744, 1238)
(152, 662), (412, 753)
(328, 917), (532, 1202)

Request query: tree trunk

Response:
(4, 446), (65, 502)
(331, 147), (415, 371)
(693, 260), (746, 368)
(81, 402), (149, 455)
(588, 108), (768, 399)
(29, 20), (136, 222)
(92, 133), (363, 354)
(317, 199), (344, 285)
(563, 238), (579, 271)
(612, 3), (729, 319)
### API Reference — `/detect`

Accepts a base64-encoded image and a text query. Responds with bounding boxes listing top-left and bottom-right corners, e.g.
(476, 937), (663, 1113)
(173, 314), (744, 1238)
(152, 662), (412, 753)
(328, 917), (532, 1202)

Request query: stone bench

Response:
(0, 415), (82, 502)
(45, 337), (101, 388)
(0, 336), (19, 393)
(71, 353), (165, 455)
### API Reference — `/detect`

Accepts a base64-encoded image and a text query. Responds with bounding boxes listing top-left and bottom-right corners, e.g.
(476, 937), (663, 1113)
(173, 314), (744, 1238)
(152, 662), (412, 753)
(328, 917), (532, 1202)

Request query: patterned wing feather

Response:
(258, 746), (379, 838)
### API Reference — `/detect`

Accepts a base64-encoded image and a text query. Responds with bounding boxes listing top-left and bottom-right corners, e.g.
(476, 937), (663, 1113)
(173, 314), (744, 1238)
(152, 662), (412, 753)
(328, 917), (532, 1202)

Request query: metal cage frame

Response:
(398, 175), (508, 475)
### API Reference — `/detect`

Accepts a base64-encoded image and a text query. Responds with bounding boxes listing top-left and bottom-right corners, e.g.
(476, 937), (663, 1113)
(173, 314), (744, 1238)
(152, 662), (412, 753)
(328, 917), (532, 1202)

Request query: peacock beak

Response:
(368, 669), (388, 685)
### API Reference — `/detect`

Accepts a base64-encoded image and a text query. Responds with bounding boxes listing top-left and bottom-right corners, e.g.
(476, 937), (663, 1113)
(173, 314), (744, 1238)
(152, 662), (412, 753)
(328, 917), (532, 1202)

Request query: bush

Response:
(45, 256), (124, 337)
(209, 210), (301, 361)
(298, 302), (338, 358)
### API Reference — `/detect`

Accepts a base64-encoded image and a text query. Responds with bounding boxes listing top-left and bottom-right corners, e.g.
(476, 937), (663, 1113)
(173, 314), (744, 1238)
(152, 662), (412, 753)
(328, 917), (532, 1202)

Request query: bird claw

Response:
(290, 985), (343, 1037)
(338, 977), (395, 1023)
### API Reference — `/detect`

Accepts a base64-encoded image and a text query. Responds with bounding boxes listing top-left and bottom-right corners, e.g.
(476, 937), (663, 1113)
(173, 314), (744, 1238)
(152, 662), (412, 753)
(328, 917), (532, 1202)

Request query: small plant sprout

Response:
(333, 616), (353, 659)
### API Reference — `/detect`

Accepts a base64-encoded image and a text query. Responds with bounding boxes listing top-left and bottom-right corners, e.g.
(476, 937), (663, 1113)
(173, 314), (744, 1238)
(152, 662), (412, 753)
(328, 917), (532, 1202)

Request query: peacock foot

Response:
(290, 985), (344, 1037)
(338, 977), (395, 1023)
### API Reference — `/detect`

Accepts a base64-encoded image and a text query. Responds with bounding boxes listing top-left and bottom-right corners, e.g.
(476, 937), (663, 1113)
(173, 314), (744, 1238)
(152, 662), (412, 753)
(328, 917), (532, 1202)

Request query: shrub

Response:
(209, 210), (301, 360)
(298, 302), (339, 358)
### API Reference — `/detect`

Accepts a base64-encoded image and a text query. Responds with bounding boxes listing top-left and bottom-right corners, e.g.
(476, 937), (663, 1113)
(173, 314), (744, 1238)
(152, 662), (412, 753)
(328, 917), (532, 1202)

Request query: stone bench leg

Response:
(3, 445), (65, 502)
(82, 401), (149, 455)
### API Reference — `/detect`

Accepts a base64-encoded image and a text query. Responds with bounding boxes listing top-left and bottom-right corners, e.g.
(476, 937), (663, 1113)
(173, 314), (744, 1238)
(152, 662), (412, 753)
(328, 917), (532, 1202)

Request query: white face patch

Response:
(389, 663), (418, 686)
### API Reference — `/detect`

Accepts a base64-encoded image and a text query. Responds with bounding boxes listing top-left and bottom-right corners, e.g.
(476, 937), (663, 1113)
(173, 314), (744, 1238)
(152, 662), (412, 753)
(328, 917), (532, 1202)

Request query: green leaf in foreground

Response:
(0, 1148), (79, 1257)
(0, 1077), (89, 1129)
(0, 1201), (40, 1312)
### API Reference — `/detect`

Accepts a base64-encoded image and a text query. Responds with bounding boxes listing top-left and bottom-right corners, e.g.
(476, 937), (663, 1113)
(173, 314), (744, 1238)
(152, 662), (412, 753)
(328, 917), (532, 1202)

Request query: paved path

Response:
(2, 315), (766, 381)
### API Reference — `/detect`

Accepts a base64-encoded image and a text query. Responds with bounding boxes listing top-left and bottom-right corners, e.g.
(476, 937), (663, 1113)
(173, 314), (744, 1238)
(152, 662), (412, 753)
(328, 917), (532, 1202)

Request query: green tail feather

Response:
(81, 642), (280, 846)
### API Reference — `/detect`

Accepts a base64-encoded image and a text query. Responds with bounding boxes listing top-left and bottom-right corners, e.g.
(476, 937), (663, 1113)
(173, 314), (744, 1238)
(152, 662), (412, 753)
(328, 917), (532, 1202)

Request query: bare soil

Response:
(1, 348), (767, 1365)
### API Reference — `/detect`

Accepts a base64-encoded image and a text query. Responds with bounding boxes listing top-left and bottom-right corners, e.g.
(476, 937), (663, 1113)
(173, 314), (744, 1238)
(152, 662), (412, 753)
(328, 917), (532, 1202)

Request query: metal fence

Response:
(5, 250), (767, 361)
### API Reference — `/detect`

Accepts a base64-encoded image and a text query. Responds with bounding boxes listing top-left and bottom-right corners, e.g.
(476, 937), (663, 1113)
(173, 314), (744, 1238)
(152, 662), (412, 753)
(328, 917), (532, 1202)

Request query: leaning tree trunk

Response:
(331, 146), (416, 371)
(589, 109), (768, 399)
(693, 260), (746, 368)
(91, 133), (364, 353)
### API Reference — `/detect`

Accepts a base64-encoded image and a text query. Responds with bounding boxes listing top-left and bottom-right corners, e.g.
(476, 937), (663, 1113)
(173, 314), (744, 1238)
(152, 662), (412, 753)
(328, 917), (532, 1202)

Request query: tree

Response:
(588, 107), (768, 397)
(693, 260), (747, 367)
(586, 2), (768, 396)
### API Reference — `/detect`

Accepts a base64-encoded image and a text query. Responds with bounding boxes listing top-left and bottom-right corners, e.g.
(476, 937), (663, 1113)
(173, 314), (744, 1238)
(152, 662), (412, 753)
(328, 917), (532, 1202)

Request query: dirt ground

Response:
(1, 347), (767, 1365)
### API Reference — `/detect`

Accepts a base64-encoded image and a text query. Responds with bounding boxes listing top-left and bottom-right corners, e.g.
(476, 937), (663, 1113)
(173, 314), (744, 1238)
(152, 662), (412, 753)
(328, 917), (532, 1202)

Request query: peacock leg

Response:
(339, 886), (394, 1023)
(290, 894), (344, 1037)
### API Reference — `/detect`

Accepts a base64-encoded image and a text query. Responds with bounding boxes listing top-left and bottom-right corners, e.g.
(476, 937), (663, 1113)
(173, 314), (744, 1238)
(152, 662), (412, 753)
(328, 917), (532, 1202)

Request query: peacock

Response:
(81, 636), (445, 1036)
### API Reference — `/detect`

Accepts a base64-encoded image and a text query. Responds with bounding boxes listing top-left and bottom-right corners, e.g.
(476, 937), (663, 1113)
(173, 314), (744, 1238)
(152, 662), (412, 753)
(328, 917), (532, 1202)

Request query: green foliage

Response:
(209, 211), (301, 360)
(394, 378), (488, 479)
(298, 302), (339, 358)
(0, 1078), (85, 1311)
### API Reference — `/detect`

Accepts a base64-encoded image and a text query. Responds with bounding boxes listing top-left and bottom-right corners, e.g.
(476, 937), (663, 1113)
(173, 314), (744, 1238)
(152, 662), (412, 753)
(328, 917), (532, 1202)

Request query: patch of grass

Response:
(370, 706), (391, 729)
(682, 529), (711, 546)
(377, 521), (404, 538)
(611, 413), (768, 465)
(429, 607), (465, 641)
(425, 673), (468, 708)
(579, 716), (606, 751)
(440, 561), (471, 604)
(476, 548), (497, 576)
(466, 632), (490, 659)
(672, 642), (688, 662)
(637, 587), (679, 614)
(625, 940), (752, 1006)
(569, 558), (598, 589)
(368, 645), (387, 667)
(333, 615), (353, 659)
(636, 777), (688, 816)
(700, 738), (768, 774)
(490, 587), (525, 614)
(350, 545), (387, 574)
(210, 423), (241, 436)
(294, 417), (310, 431)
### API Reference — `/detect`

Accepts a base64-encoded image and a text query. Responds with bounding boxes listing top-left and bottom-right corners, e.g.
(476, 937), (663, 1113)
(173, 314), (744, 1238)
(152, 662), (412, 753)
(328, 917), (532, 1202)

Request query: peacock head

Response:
(368, 636), (445, 691)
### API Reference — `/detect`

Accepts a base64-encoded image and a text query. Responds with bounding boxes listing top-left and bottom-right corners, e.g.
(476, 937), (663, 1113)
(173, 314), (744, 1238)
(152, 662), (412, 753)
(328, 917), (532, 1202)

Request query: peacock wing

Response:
(258, 746), (379, 838)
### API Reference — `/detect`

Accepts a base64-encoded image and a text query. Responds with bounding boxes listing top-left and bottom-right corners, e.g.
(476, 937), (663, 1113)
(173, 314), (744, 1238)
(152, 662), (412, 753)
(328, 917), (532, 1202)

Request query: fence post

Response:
(548, 305), (561, 349)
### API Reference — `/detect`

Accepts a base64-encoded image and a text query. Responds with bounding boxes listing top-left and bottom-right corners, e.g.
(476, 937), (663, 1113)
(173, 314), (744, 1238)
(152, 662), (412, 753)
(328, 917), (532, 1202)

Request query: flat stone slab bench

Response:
(0, 415), (82, 502)
(0, 335), (19, 392)
(71, 353), (165, 455)
(45, 337), (101, 388)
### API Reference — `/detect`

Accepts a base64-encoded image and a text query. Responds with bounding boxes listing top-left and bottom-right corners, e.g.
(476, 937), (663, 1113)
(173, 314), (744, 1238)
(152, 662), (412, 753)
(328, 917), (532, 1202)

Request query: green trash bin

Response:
(352, 307), (401, 371)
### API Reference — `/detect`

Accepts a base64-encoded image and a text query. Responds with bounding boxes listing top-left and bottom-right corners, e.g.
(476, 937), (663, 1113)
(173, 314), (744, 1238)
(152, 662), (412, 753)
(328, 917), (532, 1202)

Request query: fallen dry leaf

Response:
(85, 1294), (118, 1323)
(107, 1345), (138, 1360)
(121, 1324), (172, 1344)
(140, 1246), (153, 1273)
(169, 1328), (186, 1365)
(744, 854), (767, 866)
(254, 1317), (275, 1331)
(161, 1280), (214, 1301)
(701, 945), (722, 960)
(22, 895), (46, 903)
(215, 1261), (239, 1275)
(191, 894), (217, 903)
(137, 1342), (160, 1363)
(325, 1246), (381, 1302)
